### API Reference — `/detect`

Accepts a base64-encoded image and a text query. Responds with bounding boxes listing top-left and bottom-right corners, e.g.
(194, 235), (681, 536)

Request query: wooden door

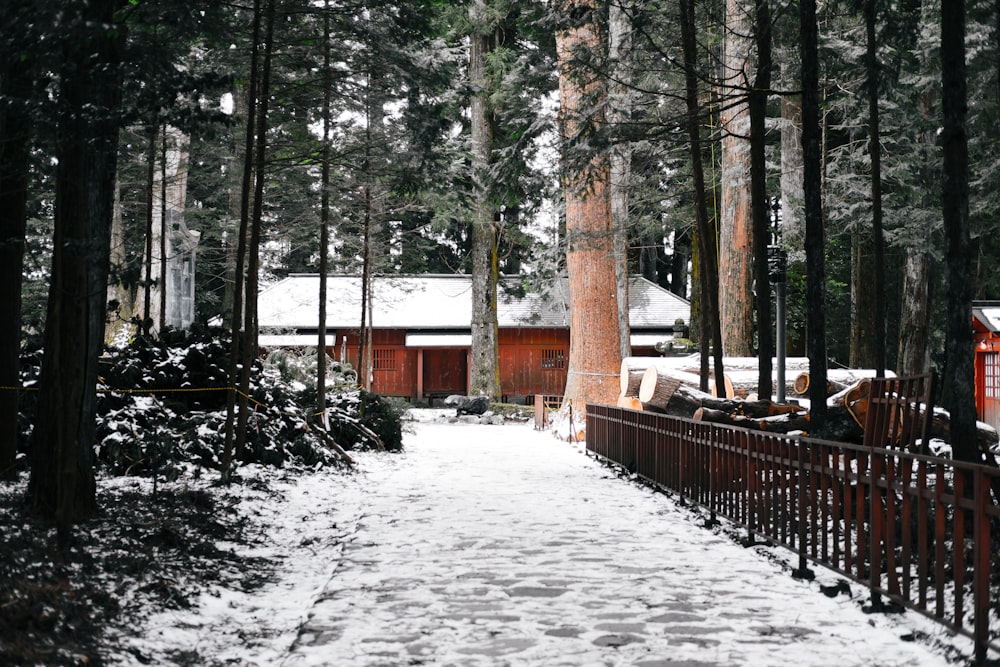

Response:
(423, 349), (467, 396)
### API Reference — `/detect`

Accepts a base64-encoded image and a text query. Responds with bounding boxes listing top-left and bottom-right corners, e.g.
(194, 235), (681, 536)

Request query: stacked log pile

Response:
(615, 357), (999, 450)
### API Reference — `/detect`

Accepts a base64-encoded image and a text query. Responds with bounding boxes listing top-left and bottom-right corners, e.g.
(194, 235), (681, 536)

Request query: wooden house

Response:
(257, 274), (691, 404)
(973, 301), (1000, 431)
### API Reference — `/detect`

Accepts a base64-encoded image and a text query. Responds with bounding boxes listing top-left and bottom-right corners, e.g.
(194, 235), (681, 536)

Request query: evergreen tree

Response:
(26, 0), (127, 525)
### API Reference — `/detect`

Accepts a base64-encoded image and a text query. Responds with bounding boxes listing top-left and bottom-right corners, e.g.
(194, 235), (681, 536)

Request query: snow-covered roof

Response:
(973, 301), (1000, 333)
(257, 274), (690, 332)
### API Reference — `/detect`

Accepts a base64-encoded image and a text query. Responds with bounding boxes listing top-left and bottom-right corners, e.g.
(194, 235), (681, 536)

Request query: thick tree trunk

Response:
(851, 0), (887, 374)
(940, 0), (977, 464)
(469, 1), (500, 399)
(0, 27), (32, 480)
(800, 0), (829, 432)
(27, 0), (124, 525)
(718, 0), (755, 358)
(896, 249), (931, 375)
(557, 0), (623, 412)
(751, 0), (773, 397)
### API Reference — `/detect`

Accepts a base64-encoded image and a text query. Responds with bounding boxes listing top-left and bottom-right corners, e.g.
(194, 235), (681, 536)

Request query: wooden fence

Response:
(587, 403), (1000, 663)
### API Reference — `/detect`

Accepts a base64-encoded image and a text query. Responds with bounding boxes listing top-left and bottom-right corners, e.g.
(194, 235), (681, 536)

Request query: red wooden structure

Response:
(973, 302), (1000, 432)
(257, 274), (690, 404)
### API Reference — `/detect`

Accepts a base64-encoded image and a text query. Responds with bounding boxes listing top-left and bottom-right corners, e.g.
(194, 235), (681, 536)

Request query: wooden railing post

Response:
(975, 470), (990, 663)
(794, 438), (812, 578)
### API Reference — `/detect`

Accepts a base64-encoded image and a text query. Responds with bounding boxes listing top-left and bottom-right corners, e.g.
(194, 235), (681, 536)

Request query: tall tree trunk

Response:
(556, 0), (623, 412)
(940, 0), (977, 464)
(469, 0), (501, 399)
(357, 7), (387, 394)
(106, 173), (133, 343)
(221, 81), (248, 333)
(317, 1), (333, 420)
(158, 124), (168, 332)
(779, 54), (804, 269)
(142, 125), (156, 337)
(222, 0), (262, 483)
(0, 19), (32, 480)
(680, 0), (726, 393)
(896, 249), (930, 375)
(357, 76), (385, 392)
(358, 182), (373, 391)
(851, 0), (887, 374)
(26, 0), (124, 526)
(893, 1), (938, 379)
(719, 0), (755, 357)
(609, 1), (634, 360)
(670, 227), (691, 299)
(236, 0), (275, 462)
(800, 0), (829, 431)
(751, 0), (773, 397)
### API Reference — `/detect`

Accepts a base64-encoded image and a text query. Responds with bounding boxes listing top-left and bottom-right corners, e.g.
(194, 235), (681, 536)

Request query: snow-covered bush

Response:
(16, 330), (404, 477)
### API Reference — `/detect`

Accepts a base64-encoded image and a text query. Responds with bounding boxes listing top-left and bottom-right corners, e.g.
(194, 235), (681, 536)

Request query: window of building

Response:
(986, 352), (1000, 399)
(541, 348), (565, 370)
(373, 348), (396, 371)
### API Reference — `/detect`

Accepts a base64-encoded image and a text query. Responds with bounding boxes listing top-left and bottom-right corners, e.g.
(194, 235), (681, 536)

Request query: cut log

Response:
(711, 374), (735, 399)
(620, 357), (701, 396)
(793, 369), (892, 396)
(619, 357), (660, 396)
(617, 394), (644, 411)
(638, 366), (701, 407)
(637, 366), (808, 420)
(694, 402), (864, 442)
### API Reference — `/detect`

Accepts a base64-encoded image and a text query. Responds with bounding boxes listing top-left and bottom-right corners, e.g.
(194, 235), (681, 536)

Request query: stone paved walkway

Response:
(285, 421), (954, 666)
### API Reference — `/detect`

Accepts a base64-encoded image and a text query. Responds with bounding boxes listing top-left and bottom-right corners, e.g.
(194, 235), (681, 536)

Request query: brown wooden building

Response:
(973, 301), (1000, 432)
(258, 274), (691, 404)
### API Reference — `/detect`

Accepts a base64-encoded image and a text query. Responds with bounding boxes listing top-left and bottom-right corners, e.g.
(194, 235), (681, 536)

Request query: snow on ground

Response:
(110, 415), (974, 665)
(104, 464), (359, 666)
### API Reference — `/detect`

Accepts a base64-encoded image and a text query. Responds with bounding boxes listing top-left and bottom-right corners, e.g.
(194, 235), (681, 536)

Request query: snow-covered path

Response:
(286, 420), (954, 666)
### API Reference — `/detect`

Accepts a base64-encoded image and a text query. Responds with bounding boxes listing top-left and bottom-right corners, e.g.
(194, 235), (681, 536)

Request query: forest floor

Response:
(0, 467), (292, 666)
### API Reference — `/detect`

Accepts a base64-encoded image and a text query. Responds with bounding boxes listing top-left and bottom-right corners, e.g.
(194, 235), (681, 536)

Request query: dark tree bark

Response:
(0, 4), (33, 480)
(142, 125), (156, 337)
(469, 0), (501, 400)
(940, 0), (977, 464)
(158, 125), (168, 332)
(751, 0), (773, 398)
(680, 0), (726, 394)
(851, 0), (887, 375)
(222, 0), (262, 482)
(896, 249), (930, 374)
(26, 0), (125, 525)
(236, 0), (276, 462)
(317, 1), (333, 419)
(800, 0), (829, 431)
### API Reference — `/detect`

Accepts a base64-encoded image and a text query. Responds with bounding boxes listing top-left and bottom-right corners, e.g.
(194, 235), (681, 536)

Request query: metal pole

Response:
(768, 243), (788, 404)
(776, 279), (786, 403)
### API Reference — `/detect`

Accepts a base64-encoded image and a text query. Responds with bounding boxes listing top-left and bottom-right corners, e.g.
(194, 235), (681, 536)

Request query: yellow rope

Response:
(0, 384), (267, 409)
